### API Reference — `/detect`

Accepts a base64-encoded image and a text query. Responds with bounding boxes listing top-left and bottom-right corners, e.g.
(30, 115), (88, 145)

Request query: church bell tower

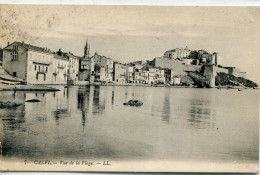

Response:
(84, 39), (90, 59)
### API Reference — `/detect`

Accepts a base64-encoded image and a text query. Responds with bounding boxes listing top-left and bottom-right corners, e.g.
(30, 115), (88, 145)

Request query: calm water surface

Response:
(0, 86), (258, 163)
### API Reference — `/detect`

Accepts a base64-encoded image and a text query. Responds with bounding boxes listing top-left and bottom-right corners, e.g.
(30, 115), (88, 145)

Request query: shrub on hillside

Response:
(215, 72), (258, 87)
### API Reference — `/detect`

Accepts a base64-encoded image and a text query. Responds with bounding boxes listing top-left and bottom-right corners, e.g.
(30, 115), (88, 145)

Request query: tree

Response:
(189, 51), (199, 59)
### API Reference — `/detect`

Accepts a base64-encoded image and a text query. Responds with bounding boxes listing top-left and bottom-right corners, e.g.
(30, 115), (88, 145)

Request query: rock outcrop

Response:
(0, 101), (22, 108)
(123, 100), (143, 107)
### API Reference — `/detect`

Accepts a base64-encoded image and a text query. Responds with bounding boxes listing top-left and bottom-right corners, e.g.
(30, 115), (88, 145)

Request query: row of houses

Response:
(1, 41), (246, 86)
(113, 62), (179, 85)
(164, 47), (222, 66)
(81, 54), (178, 85)
(1, 41), (178, 85)
(2, 41), (81, 85)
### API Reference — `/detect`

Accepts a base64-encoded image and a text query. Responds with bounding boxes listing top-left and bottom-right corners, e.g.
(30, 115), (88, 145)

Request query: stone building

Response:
(55, 49), (79, 83)
(133, 66), (148, 84)
(147, 67), (165, 84)
(52, 54), (70, 84)
(79, 40), (94, 82)
(2, 41), (80, 85)
(202, 65), (229, 87)
(212, 52), (222, 66)
(164, 46), (191, 59)
(154, 57), (189, 76)
(173, 77), (181, 85)
(126, 65), (134, 83)
(66, 52), (80, 81)
(164, 68), (174, 84)
(113, 63), (126, 84)
(198, 51), (222, 66)
(92, 52), (113, 82)
(225, 67), (246, 78)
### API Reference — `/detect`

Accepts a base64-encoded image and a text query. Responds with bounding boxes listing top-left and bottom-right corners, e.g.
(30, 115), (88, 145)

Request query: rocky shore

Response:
(0, 84), (60, 91)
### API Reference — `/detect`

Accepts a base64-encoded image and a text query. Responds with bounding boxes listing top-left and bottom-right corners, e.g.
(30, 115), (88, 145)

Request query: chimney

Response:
(7, 42), (9, 46)
(57, 48), (62, 56)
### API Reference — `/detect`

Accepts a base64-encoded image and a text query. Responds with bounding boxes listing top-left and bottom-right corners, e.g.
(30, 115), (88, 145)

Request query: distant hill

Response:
(215, 72), (258, 88)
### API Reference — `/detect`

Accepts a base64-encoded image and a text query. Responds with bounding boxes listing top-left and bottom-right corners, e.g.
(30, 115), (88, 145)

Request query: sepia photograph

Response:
(0, 4), (259, 173)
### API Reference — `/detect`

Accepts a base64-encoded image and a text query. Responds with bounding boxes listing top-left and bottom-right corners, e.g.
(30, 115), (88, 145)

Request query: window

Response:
(35, 65), (37, 70)
(46, 67), (48, 72)
(38, 66), (40, 71)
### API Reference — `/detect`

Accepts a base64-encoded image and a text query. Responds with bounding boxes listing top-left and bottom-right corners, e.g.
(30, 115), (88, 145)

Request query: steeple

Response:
(84, 39), (90, 58)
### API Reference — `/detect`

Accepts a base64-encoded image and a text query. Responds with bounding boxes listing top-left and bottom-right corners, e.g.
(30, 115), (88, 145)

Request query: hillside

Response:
(215, 72), (258, 88)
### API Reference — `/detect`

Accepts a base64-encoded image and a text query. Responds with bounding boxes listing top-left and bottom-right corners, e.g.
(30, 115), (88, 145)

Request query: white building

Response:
(2, 41), (74, 85)
(67, 52), (80, 81)
(92, 52), (114, 82)
(164, 46), (191, 59)
(173, 77), (181, 85)
(26, 49), (54, 84)
(126, 66), (134, 83)
(52, 54), (69, 84)
(113, 63), (126, 84)
(147, 67), (165, 84)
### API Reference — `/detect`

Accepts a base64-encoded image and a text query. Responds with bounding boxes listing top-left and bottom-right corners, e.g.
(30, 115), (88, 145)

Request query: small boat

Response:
(26, 99), (40, 102)
(238, 88), (243, 91)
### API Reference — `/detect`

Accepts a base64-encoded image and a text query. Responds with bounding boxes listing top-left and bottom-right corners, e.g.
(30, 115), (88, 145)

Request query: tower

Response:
(84, 39), (90, 59)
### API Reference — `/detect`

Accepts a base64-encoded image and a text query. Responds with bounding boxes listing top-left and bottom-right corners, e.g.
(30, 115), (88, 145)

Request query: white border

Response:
(0, 0), (260, 6)
(0, 0), (259, 174)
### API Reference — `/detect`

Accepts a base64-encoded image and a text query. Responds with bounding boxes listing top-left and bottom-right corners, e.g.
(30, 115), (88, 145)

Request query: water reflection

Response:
(77, 86), (90, 127)
(112, 90), (114, 105)
(1, 104), (25, 131)
(187, 99), (214, 129)
(162, 92), (170, 123)
(0, 87), (258, 163)
(53, 109), (69, 124)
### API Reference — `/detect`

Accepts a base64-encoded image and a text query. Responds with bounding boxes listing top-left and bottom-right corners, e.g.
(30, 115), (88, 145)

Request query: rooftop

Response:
(4, 41), (80, 60)
(54, 54), (69, 61)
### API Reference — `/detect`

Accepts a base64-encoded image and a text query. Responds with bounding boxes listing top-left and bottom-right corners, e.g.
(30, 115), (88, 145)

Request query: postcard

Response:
(0, 4), (259, 172)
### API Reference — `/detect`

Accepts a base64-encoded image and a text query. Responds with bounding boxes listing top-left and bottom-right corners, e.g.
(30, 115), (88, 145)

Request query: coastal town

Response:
(0, 6), (259, 173)
(0, 40), (257, 89)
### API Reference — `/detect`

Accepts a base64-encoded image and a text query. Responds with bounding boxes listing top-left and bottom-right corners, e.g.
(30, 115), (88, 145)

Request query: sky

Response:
(0, 5), (260, 84)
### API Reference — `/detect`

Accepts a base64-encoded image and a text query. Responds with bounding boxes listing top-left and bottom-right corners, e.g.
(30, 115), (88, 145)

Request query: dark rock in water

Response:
(26, 99), (40, 102)
(0, 101), (22, 109)
(123, 100), (143, 107)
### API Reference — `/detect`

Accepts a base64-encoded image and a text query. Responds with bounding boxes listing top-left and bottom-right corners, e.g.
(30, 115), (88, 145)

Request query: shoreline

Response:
(0, 83), (258, 91)
(0, 84), (60, 92)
